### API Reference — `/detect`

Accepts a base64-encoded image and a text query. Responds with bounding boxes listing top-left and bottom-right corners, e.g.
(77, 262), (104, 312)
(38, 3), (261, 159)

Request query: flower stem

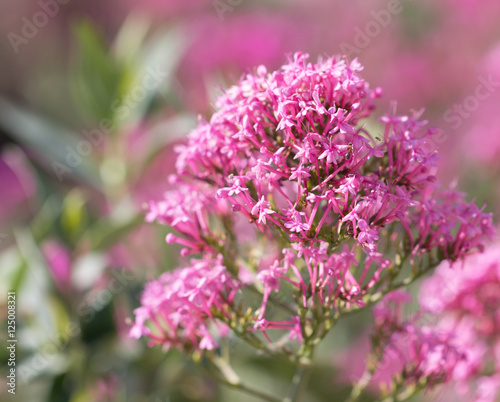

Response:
(346, 367), (374, 402)
(208, 355), (284, 402)
(285, 365), (313, 402)
(224, 380), (285, 402)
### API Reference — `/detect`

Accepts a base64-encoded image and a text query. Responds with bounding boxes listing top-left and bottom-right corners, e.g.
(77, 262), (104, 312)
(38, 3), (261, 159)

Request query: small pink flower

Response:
(251, 196), (275, 225)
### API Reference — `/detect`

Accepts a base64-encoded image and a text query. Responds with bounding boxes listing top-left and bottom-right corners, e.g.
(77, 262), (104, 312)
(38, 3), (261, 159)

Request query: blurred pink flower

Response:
(420, 245), (500, 401)
(123, 0), (211, 17)
(42, 240), (72, 293)
(92, 373), (120, 402)
(335, 333), (400, 393)
(462, 43), (500, 168)
(336, 290), (463, 395)
(0, 148), (36, 226)
(179, 13), (310, 112)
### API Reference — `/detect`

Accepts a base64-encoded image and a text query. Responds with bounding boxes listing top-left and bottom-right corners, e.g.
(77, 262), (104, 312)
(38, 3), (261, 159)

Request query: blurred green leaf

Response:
(61, 190), (88, 243)
(49, 295), (72, 338)
(113, 14), (152, 65)
(400, 3), (439, 42)
(134, 114), (196, 177)
(31, 196), (61, 243)
(0, 99), (101, 189)
(108, 26), (187, 129)
(9, 256), (28, 295)
(72, 20), (124, 122)
(80, 301), (115, 343)
(72, 17), (188, 140)
(70, 389), (92, 402)
(119, 26), (186, 121)
(48, 373), (73, 402)
(85, 214), (144, 252)
(13, 229), (55, 343)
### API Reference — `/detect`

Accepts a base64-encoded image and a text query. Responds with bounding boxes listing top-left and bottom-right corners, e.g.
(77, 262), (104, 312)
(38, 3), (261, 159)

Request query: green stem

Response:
(380, 381), (425, 402)
(285, 365), (313, 402)
(346, 365), (375, 402)
(247, 285), (297, 315)
(284, 338), (316, 402)
(231, 327), (302, 366)
(208, 355), (284, 402)
(222, 380), (284, 402)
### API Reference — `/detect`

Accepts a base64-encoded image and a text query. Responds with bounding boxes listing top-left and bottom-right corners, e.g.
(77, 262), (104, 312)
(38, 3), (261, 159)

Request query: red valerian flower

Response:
(131, 53), (494, 353)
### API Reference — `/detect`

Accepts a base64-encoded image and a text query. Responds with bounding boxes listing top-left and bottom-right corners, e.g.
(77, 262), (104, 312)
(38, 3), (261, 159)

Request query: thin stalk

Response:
(341, 260), (440, 318)
(221, 380), (284, 402)
(207, 355), (284, 402)
(346, 365), (375, 402)
(247, 285), (298, 315)
(285, 365), (313, 402)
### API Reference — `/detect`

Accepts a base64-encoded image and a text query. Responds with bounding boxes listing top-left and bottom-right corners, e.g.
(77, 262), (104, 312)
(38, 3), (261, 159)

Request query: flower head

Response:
(130, 256), (240, 351)
(133, 53), (494, 354)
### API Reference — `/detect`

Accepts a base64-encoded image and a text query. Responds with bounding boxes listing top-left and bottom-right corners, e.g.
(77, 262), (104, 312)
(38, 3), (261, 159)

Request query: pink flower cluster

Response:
(131, 53), (494, 352)
(145, 180), (229, 257)
(373, 291), (466, 391)
(253, 243), (390, 338)
(130, 255), (239, 351)
(175, 53), (492, 260)
(358, 247), (500, 400)
(419, 246), (500, 401)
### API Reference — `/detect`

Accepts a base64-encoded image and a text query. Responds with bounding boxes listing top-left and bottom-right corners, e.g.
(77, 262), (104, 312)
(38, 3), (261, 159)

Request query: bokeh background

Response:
(1, 1), (499, 401)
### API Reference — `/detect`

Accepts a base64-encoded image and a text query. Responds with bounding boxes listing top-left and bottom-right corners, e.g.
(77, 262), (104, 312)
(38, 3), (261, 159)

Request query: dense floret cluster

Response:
(131, 53), (494, 354)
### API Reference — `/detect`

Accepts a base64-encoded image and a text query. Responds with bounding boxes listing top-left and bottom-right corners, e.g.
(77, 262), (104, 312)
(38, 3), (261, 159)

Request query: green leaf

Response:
(85, 214), (145, 252)
(61, 190), (88, 243)
(0, 99), (101, 189)
(110, 26), (187, 127)
(72, 19), (124, 122)
(9, 256), (28, 295)
(30, 196), (61, 243)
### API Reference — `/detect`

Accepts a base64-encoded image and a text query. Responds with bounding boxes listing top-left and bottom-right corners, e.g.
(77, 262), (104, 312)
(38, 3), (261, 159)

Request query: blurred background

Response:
(0, 1), (499, 401)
